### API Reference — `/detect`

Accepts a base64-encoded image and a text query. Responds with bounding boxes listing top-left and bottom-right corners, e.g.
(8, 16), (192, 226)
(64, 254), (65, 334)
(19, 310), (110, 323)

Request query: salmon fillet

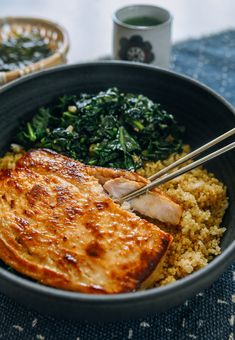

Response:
(86, 165), (182, 225)
(0, 149), (173, 294)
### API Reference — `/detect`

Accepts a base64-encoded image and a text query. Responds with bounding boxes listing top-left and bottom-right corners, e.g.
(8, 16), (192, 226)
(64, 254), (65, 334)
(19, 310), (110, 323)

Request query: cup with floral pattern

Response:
(112, 5), (172, 68)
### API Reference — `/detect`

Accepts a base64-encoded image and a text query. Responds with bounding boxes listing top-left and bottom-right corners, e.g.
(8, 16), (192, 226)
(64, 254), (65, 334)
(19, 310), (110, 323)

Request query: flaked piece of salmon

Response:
(0, 149), (173, 294)
(86, 166), (182, 226)
(103, 178), (182, 225)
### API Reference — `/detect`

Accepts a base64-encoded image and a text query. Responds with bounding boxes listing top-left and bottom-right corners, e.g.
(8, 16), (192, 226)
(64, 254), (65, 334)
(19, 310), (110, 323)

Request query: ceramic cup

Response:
(112, 5), (172, 68)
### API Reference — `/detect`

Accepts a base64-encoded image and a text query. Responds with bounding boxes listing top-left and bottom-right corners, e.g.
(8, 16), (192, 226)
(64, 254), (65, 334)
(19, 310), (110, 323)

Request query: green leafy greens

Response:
(16, 88), (184, 170)
(0, 33), (52, 72)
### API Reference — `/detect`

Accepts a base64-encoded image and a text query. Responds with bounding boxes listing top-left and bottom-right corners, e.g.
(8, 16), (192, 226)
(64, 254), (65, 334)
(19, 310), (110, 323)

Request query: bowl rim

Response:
(0, 60), (234, 304)
(1, 60), (234, 114)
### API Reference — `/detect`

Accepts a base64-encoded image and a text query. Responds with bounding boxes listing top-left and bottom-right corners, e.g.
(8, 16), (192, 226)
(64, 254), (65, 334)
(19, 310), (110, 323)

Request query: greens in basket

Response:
(0, 33), (52, 72)
(16, 88), (184, 170)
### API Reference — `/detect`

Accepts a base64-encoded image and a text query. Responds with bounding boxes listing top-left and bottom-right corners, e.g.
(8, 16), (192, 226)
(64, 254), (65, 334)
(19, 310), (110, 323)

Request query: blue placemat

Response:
(0, 30), (234, 340)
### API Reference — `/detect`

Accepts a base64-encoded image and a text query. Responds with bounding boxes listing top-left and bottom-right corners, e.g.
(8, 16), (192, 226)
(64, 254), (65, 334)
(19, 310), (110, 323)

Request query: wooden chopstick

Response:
(148, 128), (235, 181)
(121, 128), (235, 202)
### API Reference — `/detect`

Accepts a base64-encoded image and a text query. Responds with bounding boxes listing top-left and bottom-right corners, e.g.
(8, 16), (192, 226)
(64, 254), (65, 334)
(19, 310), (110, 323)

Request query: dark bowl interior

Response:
(0, 61), (234, 321)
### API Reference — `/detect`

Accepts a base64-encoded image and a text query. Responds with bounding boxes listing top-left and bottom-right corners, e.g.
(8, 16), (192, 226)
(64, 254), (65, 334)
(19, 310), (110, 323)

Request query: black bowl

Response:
(0, 62), (234, 321)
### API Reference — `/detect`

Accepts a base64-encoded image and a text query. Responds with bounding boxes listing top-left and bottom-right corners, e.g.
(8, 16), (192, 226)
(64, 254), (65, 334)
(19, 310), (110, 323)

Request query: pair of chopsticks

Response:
(121, 128), (235, 202)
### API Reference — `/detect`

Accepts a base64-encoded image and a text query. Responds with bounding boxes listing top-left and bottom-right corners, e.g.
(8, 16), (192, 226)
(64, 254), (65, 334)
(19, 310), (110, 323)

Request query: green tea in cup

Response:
(123, 16), (162, 27)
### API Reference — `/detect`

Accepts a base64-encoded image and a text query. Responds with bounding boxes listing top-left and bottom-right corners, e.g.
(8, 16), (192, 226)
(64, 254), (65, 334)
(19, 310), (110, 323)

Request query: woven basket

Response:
(0, 17), (69, 85)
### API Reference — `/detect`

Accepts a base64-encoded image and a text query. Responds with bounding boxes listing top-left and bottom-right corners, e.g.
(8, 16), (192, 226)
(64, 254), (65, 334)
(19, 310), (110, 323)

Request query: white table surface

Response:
(1, 0), (235, 63)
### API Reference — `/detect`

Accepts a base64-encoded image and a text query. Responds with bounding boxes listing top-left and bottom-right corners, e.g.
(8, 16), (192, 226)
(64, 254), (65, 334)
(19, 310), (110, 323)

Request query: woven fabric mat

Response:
(0, 30), (234, 340)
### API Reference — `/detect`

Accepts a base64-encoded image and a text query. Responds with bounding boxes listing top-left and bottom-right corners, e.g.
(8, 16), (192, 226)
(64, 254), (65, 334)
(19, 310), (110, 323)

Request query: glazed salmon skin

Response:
(0, 149), (173, 294)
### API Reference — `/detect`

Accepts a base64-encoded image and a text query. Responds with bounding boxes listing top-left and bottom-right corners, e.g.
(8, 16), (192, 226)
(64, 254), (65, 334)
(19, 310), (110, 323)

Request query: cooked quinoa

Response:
(0, 146), (24, 169)
(138, 145), (228, 286)
(0, 146), (228, 287)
